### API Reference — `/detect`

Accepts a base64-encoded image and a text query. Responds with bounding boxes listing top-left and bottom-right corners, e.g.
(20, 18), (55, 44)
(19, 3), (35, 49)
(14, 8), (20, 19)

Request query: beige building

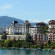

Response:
(48, 20), (55, 41)
(29, 22), (48, 43)
(47, 33), (55, 42)
(29, 27), (37, 36)
(36, 22), (48, 43)
(29, 27), (37, 41)
(48, 20), (55, 32)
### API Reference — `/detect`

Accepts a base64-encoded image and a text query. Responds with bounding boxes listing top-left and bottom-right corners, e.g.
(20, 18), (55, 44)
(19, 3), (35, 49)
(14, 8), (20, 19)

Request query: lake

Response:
(0, 48), (55, 55)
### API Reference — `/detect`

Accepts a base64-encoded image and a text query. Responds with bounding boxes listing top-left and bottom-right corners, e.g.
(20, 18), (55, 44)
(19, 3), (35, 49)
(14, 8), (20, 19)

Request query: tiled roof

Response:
(37, 22), (46, 25)
(49, 20), (55, 24)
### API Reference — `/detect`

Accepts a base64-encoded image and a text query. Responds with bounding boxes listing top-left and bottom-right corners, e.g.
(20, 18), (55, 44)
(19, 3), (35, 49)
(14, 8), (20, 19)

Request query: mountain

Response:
(0, 16), (24, 28)
(31, 22), (36, 27)
(0, 16), (40, 28)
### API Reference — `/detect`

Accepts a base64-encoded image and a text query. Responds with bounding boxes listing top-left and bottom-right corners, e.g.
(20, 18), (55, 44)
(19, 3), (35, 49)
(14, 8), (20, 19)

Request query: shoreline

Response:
(0, 47), (55, 51)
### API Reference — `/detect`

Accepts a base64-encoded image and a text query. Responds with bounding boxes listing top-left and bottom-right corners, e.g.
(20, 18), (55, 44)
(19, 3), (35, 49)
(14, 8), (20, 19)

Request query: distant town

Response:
(0, 20), (55, 43)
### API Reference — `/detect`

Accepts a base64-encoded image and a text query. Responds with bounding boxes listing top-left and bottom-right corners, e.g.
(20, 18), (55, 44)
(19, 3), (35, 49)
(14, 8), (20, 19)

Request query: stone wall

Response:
(0, 35), (26, 40)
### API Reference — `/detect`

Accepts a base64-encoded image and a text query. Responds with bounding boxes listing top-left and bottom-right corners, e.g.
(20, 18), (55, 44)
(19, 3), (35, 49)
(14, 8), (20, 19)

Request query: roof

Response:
(37, 22), (46, 25)
(12, 21), (18, 24)
(49, 20), (55, 24)
(29, 27), (37, 28)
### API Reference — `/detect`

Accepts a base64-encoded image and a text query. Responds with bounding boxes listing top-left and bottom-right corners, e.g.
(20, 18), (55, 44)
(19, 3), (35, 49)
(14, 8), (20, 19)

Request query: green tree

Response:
(16, 38), (22, 48)
(48, 40), (51, 46)
(51, 42), (55, 49)
(39, 43), (44, 49)
(0, 40), (4, 47)
(12, 37), (17, 47)
(4, 39), (13, 47)
(1, 33), (7, 41)
(42, 25), (48, 34)
(26, 33), (34, 48)
(22, 41), (29, 48)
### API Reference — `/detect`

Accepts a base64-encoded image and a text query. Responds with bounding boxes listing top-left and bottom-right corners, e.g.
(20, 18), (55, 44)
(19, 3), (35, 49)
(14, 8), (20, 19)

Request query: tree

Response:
(22, 41), (29, 48)
(26, 33), (34, 48)
(0, 40), (4, 47)
(4, 39), (13, 47)
(1, 33), (7, 41)
(40, 43), (44, 49)
(48, 40), (51, 46)
(51, 42), (55, 49)
(16, 38), (22, 48)
(42, 25), (48, 34)
(12, 37), (17, 47)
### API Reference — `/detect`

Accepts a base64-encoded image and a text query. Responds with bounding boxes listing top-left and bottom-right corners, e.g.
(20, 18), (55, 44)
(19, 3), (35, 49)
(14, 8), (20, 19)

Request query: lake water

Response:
(0, 48), (55, 55)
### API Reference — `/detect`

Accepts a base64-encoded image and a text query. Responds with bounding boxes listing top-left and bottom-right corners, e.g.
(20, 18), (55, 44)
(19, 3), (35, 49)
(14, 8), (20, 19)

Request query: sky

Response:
(0, 0), (55, 23)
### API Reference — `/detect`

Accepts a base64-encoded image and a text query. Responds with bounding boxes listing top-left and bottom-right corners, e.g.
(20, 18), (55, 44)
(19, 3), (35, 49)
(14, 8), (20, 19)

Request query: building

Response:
(36, 22), (46, 33)
(6, 21), (26, 35)
(36, 22), (47, 43)
(47, 20), (55, 42)
(25, 21), (31, 34)
(29, 27), (37, 36)
(29, 22), (48, 43)
(48, 20), (55, 32)
(29, 27), (37, 40)
(6, 20), (48, 43)
(0, 35), (26, 40)
(7, 35), (26, 40)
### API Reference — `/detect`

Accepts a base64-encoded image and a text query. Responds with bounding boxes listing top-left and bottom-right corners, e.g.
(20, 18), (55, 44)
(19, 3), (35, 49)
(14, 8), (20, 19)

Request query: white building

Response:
(29, 27), (37, 36)
(6, 21), (26, 35)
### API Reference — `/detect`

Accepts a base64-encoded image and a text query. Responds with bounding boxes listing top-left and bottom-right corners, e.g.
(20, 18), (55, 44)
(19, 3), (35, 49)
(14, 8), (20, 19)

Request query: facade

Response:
(7, 35), (26, 40)
(29, 27), (37, 36)
(48, 20), (55, 41)
(36, 22), (46, 33)
(2, 20), (55, 43)
(48, 20), (55, 32)
(29, 22), (48, 43)
(29, 27), (37, 41)
(0, 35), (26, 40)
(5, 21), (49, 43)
(47, 33), (55, 42)
(25, 21), (31, 34)
(36, 22), (47, 43)
(6, 21), (26, 35)
(5, 20), (55, 42)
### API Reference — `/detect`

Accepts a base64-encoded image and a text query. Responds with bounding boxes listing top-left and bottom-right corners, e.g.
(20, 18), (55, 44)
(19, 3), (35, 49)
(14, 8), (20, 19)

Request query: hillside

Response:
(0, 16), (24, 28)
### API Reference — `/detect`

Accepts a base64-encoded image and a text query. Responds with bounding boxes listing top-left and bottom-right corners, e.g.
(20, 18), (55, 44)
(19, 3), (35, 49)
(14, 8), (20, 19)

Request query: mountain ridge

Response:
(0, 16), (24, 28)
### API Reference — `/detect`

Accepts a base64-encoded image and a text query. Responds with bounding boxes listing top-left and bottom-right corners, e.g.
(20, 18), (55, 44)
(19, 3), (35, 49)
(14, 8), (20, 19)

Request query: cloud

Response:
(29, 19), (52, 23)
(44, 19), (52, 23)
(0, 4), (13, 15)
(29, 19), (40, 23)
(1, 4), (12, 10)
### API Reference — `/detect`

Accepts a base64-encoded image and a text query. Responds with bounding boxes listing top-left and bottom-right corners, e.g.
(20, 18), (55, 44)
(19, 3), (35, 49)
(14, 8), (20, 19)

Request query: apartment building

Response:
(29, 27), (37, 40)
(47, 20), (55, 41)
(36, 22), (47, 43)
(29, 22), (48, 43)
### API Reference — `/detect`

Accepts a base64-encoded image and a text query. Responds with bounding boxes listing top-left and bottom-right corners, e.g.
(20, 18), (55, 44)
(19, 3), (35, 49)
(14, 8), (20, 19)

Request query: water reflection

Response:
(0, 49), (55, 55)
